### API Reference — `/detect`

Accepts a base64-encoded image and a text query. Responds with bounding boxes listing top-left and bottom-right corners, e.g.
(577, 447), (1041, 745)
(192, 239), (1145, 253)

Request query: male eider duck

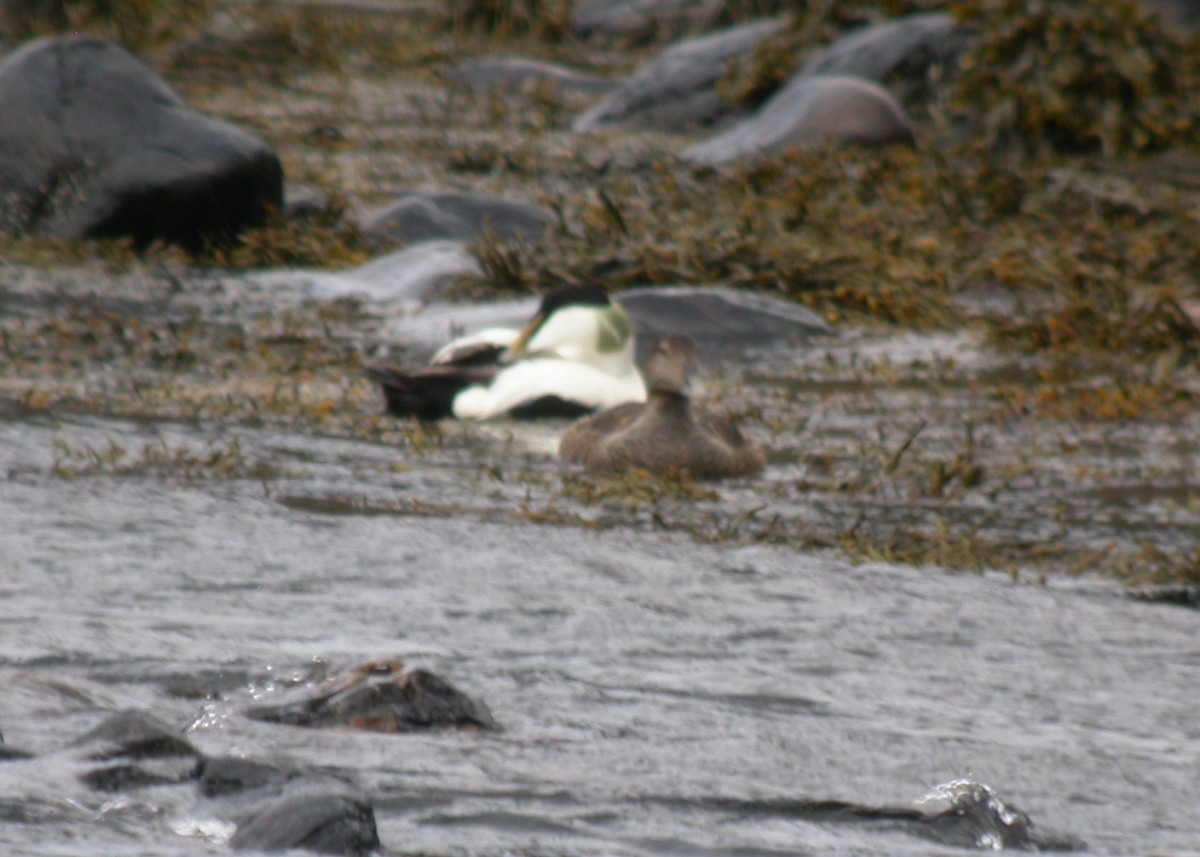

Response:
(366, 284), (646, 421)
(559, 335), (766, 479)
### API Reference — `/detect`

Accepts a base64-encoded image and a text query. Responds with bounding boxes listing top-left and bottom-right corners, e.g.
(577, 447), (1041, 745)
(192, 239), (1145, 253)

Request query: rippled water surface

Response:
(2, 411), (1199, 857)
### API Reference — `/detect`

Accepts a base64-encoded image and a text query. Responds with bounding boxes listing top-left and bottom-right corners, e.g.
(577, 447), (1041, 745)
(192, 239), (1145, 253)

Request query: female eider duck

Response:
(559, 335), (766, 479)
(366, 284), (646, 421)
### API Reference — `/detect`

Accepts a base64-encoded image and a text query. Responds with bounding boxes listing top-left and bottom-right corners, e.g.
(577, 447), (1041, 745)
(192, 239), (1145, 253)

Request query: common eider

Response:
(366, 284), (646, 421)
(559, 335), (765, 479)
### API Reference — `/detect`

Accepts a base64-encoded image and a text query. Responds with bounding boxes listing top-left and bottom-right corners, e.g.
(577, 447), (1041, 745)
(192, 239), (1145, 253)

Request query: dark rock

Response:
(72, 709), (199, 760)
(71, 709), (202, 792)
(244, 659), (497, 732)
(572, 0), (726, 43)
(797, 13), (967, 88)
(359, 189), (554, 249)
(573, 17), (787, 133)
(230, 789), (380, 855)
(681, 74), (914, 166)
(921, 782), (1038, 850)
(0, 35), (283, 252)
(0, 724), (32, 760)
(1128, 585), (1200, 608)
(446, 56), (616, 95)
(199, 756), (303, 799)
(915, 781), (1085, 851)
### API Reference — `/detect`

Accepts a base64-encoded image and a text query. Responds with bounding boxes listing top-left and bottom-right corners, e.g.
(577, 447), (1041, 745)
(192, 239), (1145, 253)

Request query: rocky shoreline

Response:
(1, 0), (1198, 587)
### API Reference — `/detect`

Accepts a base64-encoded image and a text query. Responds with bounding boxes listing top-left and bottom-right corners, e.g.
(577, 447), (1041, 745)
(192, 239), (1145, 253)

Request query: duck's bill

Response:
(502, 312), (545, 362)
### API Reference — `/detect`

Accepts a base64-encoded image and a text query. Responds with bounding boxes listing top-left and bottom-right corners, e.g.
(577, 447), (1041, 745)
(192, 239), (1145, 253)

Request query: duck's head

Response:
(643, 336), (701, 397)
(505, 284), (635, 372)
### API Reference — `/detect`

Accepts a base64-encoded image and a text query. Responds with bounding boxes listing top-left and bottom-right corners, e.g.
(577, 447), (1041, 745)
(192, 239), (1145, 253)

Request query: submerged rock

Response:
(199, 756), (307, 799)
(573, 17), (787, 132)
(447, 56), (616, 95)
(244, 660), (497, 732)
(0, 36), (283, 251)
(1128, 584), (1200, 608)
(681, 74), (914, 166)
(230, 789), (380, 856)
(0, 725), (32, 760)
(359, 189), (555, 249)
(71, 709), (202, 792)
(916, 780), (1085, 851)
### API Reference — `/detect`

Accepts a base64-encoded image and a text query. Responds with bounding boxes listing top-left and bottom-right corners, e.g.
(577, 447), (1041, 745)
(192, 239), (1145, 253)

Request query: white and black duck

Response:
(366, 284), (646, 421)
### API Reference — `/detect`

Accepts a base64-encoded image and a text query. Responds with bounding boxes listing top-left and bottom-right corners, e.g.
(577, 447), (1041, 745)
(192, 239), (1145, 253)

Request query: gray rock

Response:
(618, 285), (832, 360)
(283, 185), (331, 222)
(379, 285), (833, 359)
(798, 13), (964, 84)
(0, 36), (283, 252)
(573, 17), (787, 133)
(359, 189), (555, 249)
(681, 75), (914, 166)
(243, 660), (497, 732)
(446, 56), (616, 95)
(70, 709), (202, 792)
(245, 240), (482, 309)
(338, 241), (482, 303)
(230, 789), (380, 855)
(572, 0), (726, 43)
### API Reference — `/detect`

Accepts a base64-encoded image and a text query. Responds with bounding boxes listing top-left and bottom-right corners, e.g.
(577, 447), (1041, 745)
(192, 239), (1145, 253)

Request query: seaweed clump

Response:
(949, 0), (1200, 156)
(449, 0), (570, 40)
(1, 0), (212, 49)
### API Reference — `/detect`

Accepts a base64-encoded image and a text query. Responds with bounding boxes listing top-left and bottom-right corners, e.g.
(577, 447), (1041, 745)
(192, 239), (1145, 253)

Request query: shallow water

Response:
(2, 410), (1199, 856)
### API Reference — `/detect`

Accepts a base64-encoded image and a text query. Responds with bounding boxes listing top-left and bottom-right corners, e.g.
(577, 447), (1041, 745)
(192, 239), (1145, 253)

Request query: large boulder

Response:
(0, 35), (283, 252)
(573, 17), (787, 133)
(359, 189), (555, 249)
(681, 74), (914, 166)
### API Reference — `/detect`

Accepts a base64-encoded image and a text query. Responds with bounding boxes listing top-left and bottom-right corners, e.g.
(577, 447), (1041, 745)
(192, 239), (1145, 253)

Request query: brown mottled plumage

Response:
(559, 336), (766, 479)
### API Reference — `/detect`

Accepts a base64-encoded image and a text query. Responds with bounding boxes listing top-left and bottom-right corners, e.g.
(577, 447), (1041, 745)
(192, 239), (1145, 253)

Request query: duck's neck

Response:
(646, 391), (690, 416)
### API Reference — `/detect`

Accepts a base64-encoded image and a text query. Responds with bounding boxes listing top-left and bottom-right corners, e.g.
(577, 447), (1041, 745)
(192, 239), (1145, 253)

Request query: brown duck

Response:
(559, 335), (766, 479)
